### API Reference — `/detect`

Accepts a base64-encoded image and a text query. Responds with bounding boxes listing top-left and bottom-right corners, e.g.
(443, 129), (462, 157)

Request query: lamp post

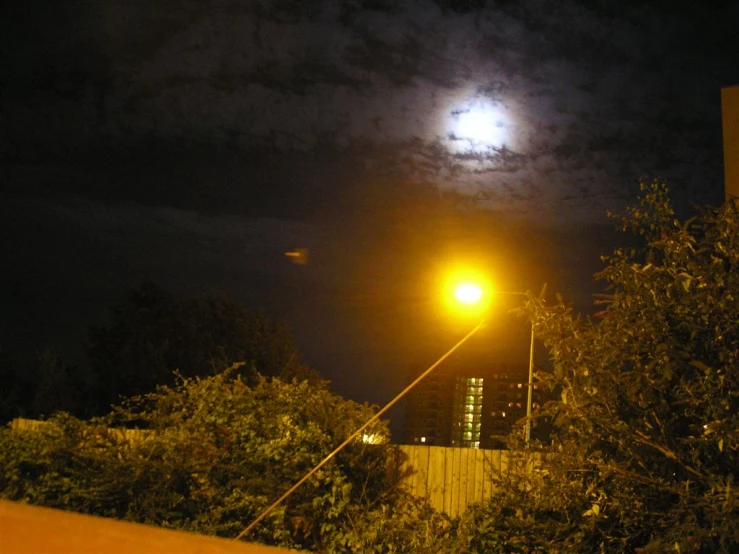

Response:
(525, 320), (535, 445)
(488, 290), (535, 446)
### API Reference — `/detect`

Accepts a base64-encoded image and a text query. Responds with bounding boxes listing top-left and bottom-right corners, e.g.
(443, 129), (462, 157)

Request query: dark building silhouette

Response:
(403, 328), (546, 449)
(403, 363), (539, 449)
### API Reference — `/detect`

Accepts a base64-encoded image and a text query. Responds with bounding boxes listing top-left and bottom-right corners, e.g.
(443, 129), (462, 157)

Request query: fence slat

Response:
(428, 446), (447, 513)
(473, 448), (485, 504)
(466, 448), (477, 506)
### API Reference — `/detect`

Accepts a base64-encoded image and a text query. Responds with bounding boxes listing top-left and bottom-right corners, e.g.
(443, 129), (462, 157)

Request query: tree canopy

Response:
(88, 283), (319, 412)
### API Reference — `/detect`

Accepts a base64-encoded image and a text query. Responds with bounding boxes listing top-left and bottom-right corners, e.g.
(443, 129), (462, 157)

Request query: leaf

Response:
(689, 360), (711, 373)
(678, 273), (693, 291)
(582, 503), (600, 517)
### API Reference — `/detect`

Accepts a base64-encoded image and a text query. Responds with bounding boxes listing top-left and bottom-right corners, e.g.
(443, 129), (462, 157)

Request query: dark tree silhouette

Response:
(30, 349), (90, 418)
(88, 282), (320, 412)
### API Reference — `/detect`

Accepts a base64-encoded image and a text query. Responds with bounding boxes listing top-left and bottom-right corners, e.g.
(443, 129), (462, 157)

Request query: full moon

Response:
(447, 99), (508, 153)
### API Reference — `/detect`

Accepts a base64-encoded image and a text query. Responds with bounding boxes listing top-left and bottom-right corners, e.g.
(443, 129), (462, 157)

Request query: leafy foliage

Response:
(458, 183), (738, 553)
(1, 369), (447, 552)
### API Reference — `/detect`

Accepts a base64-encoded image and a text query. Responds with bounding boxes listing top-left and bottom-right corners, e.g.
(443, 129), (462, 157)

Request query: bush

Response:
(1, 369), (445, 552)
(453, 183), (739, 553)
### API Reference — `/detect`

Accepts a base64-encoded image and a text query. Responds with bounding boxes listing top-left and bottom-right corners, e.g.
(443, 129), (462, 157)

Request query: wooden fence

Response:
(9, 417), (149, 443)
(9, 418), (47, 432)
(398, 445), (538, 517)
(8, 419), (535, 518)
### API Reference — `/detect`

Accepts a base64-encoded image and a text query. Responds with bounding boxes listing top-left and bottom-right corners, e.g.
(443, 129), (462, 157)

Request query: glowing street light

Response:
(454, 282), (483, 305)
(440, 267), (493, 320)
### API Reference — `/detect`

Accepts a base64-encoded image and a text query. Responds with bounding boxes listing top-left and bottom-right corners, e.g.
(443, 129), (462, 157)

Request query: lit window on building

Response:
(452, 376), (484, 448)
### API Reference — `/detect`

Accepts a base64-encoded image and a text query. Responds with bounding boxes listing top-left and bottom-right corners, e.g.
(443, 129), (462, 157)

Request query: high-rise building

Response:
(403, 357), (542, 449)
(402, 370), (454, 447)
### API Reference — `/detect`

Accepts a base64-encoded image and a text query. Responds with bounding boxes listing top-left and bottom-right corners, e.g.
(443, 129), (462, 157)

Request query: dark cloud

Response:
(4, 1), (735, 220)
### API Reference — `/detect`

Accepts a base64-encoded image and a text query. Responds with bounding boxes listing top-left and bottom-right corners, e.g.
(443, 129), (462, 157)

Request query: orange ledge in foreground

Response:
(0, 500), (296, 554)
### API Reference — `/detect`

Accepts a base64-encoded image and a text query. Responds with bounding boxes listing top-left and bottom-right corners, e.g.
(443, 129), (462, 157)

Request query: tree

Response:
(30, 349), (91, 419)
(0, 342), (28, 423)
(0, 343), (90, 423)
(454, 183), (738, 553)
(88, 283), (319, 412)
(0, 369), (448, 552)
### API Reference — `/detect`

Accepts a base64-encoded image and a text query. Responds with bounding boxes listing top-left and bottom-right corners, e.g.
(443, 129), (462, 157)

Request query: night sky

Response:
(2, 0), (737, 435)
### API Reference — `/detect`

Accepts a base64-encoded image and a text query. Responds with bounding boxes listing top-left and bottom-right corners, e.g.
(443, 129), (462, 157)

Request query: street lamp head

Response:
(440, 266), (493, 319)
(454, 282), (483, 305)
